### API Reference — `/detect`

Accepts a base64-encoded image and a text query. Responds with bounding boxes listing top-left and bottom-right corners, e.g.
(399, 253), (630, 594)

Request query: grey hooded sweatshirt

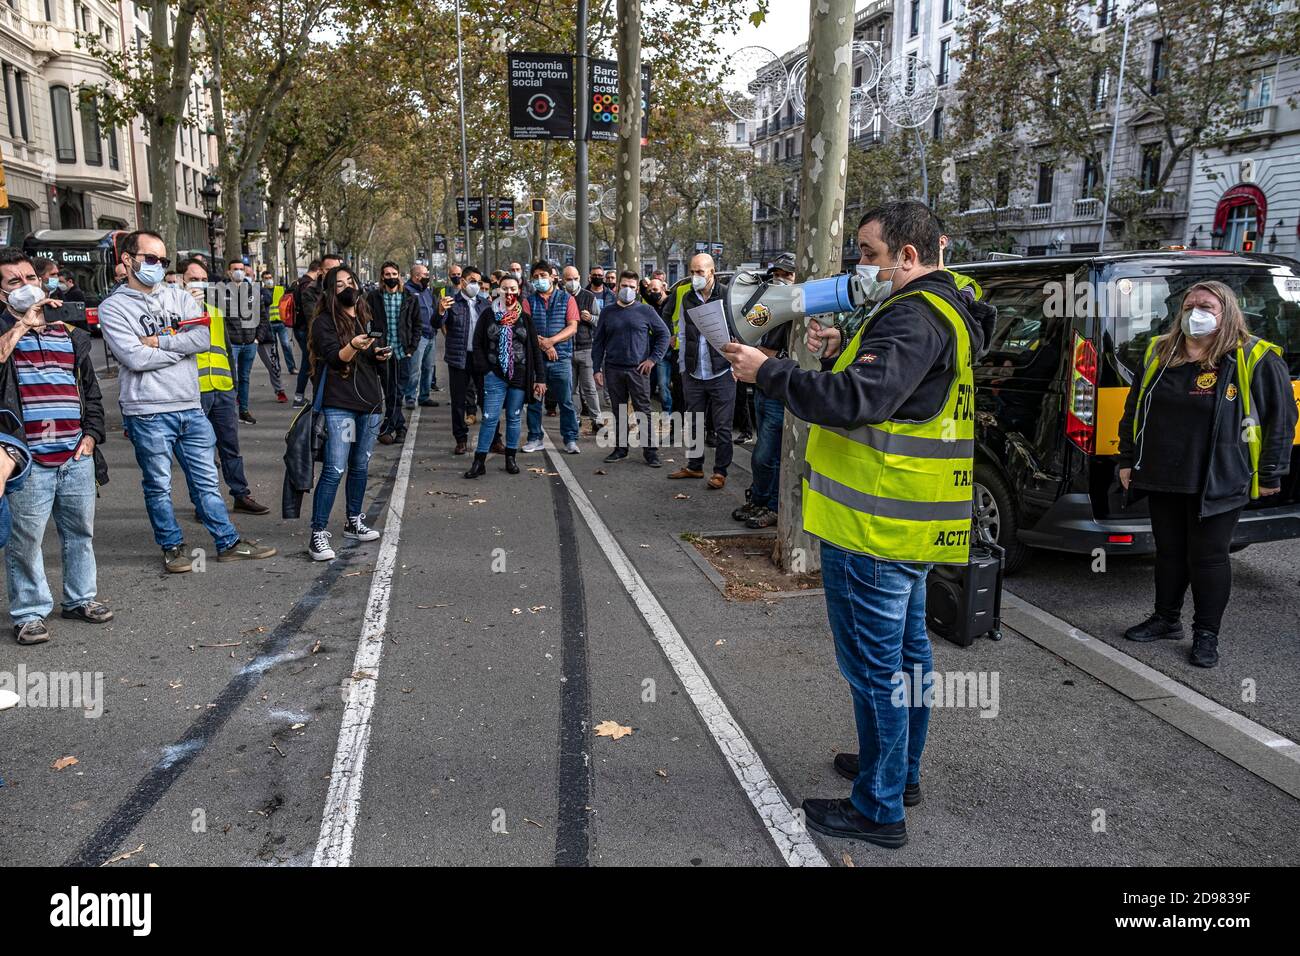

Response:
(98, 283), (211, 416)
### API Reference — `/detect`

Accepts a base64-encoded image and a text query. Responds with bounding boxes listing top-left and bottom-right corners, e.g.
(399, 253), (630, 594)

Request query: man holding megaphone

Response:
(723, 200), (991, 849)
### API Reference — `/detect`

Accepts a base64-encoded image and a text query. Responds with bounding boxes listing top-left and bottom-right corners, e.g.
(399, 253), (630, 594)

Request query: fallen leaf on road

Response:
(52, 755), (78, 771)
(714, 639), (726, 646)
(511, 608), (522, 615)
(290, 723), (306, 730)
(241, 625), (268, 635)
(101, 844), (145, 867)
(639, 544), (650, 549)
(841, 852), (855, 867)
(655, 769), (668, 778)
(469, 498), (488, 505)
(523, 818), (545, 828)
(594, 720), (633, 740)
(528, 467), (547, 475)
(310, 640), (322, 654)
(594, 469), (607, 475)
(167, 680), (183, 690)
(529, 605), (547, 613)
(351, 670), (376, 681)
(674, 493), (690, 500)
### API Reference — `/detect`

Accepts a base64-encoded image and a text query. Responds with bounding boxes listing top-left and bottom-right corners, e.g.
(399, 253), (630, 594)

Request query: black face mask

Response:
(449, 276), (461, 286)
(383, 276), (400, 289)
(419, 277), (430, 289)
(590, 277), (603, 287)
(337, 287), (360, 307)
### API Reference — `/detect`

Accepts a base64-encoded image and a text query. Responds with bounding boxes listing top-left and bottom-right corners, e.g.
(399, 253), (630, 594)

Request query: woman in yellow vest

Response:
(1117, 281), (1295, 668)
(724, 201), (994, 849)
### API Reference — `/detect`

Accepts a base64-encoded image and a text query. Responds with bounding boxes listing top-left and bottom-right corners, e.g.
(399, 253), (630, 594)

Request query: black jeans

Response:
(605, 364), (658, 460)
(683, 372), (735, 475)
(1146, 491), (1243, 635)
(380, 356), (406, 437)
(294, 324), (311, 398)
(448, 366), (488, 442)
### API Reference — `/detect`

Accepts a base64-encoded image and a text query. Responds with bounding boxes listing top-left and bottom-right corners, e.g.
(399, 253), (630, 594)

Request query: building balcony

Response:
(1028, 202), (1053, 223)
(1113, 188), (1183, 218)
(956, 205), (1024, 230)
(1073, 197), (1101, 220)
(1226, 104), (1277, 139)
(55, 161), (131, 194)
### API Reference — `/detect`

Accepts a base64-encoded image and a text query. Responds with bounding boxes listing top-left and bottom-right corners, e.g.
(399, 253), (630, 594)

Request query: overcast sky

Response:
(716, 1), (816, 58)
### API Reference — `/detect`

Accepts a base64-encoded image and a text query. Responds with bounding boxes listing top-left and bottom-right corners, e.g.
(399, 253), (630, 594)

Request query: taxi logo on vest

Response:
(1226, 383), (1238, 401)
(745, 303), (771, 328)
(1196, 371), (1218, 390)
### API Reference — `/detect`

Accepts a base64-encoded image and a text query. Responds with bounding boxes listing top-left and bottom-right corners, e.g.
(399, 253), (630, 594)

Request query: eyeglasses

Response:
(133, 253), (171, 268)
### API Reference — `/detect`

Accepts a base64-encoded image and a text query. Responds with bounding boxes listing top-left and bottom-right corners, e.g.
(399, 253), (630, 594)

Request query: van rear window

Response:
(1108, 265), (1300, 378)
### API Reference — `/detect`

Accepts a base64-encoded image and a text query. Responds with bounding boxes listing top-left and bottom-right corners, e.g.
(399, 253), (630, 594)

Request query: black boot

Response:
(1124, 612), (1184, 643)
(1189, 629), (1220, 668)
(463, 452), (487, 479)
(504, 449), (520, 474)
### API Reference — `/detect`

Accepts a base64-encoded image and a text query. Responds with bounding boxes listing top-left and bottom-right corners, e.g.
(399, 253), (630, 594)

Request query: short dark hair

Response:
(31, 256), (55, 277)
(857, 201), (943, 267)
(462, 265), (482, 280)
(307, 259), (322, 271)
(228, 258), (245, 268)
(0, 248), (32, 270)
(121, 230), (163, 257)
(619, 269), (640, 282)
(178, 256), (209, 278)
(321, 253), (344, 266)
(381, 260), (401, 274)
(530, 260), (552, 277)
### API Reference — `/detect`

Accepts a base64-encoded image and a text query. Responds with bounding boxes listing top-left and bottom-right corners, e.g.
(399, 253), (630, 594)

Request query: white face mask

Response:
(564, 279), (581, 294)
(1181, 306), (1218, 338)
(855, 261), (898, 303)
(464, 281), (481, 298)
(5, 282), (43, 314)
(617, 286), (637, 304)
(691, 274), (709, 293)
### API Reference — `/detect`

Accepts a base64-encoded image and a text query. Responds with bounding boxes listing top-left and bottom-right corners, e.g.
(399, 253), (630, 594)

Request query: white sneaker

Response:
(344, 514), (381, 542)
(0, 688), (19, 711)
(309, 530), (335, 561)
(522, 438), (545, 453)
(564, 440), (580, 454)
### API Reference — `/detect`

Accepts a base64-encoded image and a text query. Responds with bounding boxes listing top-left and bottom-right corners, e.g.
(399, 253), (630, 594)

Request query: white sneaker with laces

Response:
(522, 438), (545, 453)
(344, 514), (381, 542)
(564, 440), (580, 454)
(309, 529), (335, 561)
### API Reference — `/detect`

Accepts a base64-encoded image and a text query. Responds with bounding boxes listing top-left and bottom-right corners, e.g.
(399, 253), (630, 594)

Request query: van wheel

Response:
(973, 464), (1029, 575)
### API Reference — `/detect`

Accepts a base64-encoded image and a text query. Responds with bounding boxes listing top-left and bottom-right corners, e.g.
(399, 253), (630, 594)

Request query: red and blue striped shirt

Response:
(12, 324), (83, 467)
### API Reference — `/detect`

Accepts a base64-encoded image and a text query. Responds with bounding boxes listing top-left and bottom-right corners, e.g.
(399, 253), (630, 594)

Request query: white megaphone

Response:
(725, 270), (870, 346)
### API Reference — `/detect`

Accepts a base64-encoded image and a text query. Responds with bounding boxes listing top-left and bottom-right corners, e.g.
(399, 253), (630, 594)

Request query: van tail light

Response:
(86, 307), (98, 327)
(1066, 332), (1097, 454)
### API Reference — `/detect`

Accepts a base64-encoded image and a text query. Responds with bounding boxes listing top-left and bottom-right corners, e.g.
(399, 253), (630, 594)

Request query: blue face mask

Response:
(45, 277), (60, 292)
(533, 277), (551, 293)
(132, 257), (165, 287)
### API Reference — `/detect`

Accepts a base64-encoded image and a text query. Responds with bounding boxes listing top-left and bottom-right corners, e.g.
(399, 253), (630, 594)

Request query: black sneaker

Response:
(309, 530), (335, 561)
(239, 410), (257, 425)
(603, 449), (628, 463)
(1189, 629), (1220, 668)
(1124, 613), (1184, 643)
(832, 753), (922, 807)
(644, 453), (662, 468)
(419, 399), (440, 407)
(60, 601), (114, 624)
(344, 515), (380, 542)
(732, 501), (762, 522)
(14, 620), (50, 645)
(801, 798), (908, 849)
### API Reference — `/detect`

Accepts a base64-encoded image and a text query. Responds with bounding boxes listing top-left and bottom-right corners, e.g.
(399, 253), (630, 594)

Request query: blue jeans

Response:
(477, 371), (526, 453)
(4, 455), (97, 624)
(748, 391), (784, 510)
(405, 334), (438, 401)
(311, 408), (381, 531)
(125, 409), (240, 552)
(655, 358), (674, 415)
(821, 543), (932, 825)
(201, 388), (249, 499)
(231, 342), (258, 412)
(527, 358), (578, 444)
(272, 322), (296, 373)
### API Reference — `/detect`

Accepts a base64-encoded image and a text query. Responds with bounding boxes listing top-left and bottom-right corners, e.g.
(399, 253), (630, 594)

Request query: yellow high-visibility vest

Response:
(802, 287), (976, 565)
(197, 304), (233, 392)
(268, 285), (285, 323)
(1134, 333), (1281, 498)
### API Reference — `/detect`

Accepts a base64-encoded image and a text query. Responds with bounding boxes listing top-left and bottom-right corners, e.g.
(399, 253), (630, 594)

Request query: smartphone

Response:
(41, 301), (87, 329)
(366, 330), (383, 339)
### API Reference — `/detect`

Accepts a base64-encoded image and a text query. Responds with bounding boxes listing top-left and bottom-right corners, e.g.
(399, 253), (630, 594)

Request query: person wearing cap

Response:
(733, 254), (796, 529)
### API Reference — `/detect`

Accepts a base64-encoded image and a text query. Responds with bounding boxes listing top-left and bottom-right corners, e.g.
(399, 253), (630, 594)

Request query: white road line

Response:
(312, 409), (421, 867)
(543, 437), (829, 867)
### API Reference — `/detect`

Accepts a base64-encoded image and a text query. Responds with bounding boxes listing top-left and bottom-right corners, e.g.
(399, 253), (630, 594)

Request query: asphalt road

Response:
(1, 354), (1296, 867)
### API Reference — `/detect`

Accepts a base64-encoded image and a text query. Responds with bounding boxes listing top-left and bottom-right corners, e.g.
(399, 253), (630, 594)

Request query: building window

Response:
(108, 126), (120, 170)
(3, 64), (30, 142)
(937, 38), (951, 86)
(1048, 72), (1061, 108)
(1081, 155), (1102, 198)
(1091, 69), (1110, 109)
(958, 169), (971, 210)
(50, 85), (76, 163)
(906, 51), (918, 95)
(1139, 143), (1161, 189)
(909, 0), (920, 37)
(1097, 0), (1113, 27)
(1149, 39), (1166, 94)
(1037, 164), (1054, 205)
(80, 93), (103, 165)
(995, 169), (1010, 208)
(932, 106), (943, 141)
(942, 0), (954, 23)
(1242, 69), (1273, 110)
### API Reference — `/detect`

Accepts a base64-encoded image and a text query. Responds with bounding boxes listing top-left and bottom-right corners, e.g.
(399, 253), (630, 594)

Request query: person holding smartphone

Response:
(306, 265), (390, 561)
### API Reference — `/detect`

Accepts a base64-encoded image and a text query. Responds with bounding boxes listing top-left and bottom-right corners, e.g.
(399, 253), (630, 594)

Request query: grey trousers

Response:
(257, 341), (282, 393)
(572, 348), (601, 418)
(605, 364), (657, 460)
(684, 371), (735, 475)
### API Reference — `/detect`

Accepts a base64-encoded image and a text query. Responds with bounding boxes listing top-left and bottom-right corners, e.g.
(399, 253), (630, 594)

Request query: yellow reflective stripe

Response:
(804, 464), (972, 522)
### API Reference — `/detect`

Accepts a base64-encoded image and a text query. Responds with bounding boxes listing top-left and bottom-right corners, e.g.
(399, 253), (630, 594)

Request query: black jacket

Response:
(1117, 338), (1296, 517)
(471, 306), (545, 389)
(365, 287), (422, 356)
(671, 282), (733, 378)
(437, 291), (490, 370)
(0, 315), (108, 484)
(755, 270), (987, 429)
(282, 400), (315, 519)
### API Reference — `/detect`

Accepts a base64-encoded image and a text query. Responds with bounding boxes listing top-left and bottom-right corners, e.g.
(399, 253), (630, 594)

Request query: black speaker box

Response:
(925, 541), (1004, 647)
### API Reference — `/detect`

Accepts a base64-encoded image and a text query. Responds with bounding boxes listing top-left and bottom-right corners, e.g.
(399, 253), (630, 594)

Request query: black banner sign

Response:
(456, 197), (483, 231)
(587, 59), (651, 144)
(508, 52), (575, 140)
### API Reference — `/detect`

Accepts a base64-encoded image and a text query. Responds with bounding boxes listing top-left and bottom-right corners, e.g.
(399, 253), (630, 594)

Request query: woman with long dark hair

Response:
(1117, 280), (1296, 667)
(464, 274), (546, 478)
(306, 265), (391, 560)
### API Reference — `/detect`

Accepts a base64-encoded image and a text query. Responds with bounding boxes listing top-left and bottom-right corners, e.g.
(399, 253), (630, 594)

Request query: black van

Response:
(23, 228), (127, 334)
(951, 250), (1300, 572)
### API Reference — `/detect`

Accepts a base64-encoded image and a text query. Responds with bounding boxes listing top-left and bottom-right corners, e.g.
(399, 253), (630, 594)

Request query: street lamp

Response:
(279, 222), (290, 281)
(200, 176), (221, 260)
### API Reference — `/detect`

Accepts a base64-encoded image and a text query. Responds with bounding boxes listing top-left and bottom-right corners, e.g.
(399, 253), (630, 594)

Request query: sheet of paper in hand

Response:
(686, 298), (732, 352)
